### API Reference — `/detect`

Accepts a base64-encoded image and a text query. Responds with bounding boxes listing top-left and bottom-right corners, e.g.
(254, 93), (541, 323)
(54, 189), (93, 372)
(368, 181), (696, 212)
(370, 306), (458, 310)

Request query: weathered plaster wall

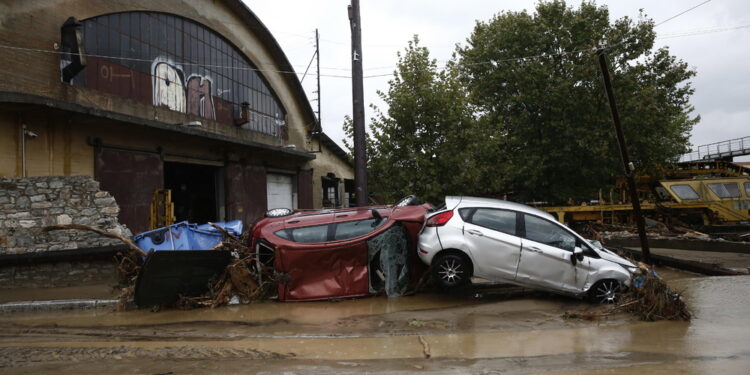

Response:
(0, 0), (315, 151)
(0, 176), (131, 255)
(307, 143), (355, 208)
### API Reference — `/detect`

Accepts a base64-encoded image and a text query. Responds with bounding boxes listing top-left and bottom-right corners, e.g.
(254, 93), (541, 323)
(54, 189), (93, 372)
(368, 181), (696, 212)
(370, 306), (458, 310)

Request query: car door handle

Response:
(466, 229), (484, 237)
(527, 246), (542, 253)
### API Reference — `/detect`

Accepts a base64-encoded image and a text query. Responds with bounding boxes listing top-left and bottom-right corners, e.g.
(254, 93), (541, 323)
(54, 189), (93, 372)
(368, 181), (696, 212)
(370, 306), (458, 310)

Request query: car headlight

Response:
(625, 266), (637, 274)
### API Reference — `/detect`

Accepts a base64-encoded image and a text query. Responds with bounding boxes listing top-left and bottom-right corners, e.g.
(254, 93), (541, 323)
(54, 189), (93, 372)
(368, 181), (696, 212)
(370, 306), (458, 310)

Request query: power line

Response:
(654, 0), (712, 27)
(1, 21), (747, 82)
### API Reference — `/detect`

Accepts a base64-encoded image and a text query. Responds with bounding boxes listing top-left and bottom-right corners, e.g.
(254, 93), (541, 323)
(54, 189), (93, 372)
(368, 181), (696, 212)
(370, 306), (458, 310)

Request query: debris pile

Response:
(172, 223), (281, 309)
(43, 223), (282, 311)
(617, 262), (691, 321)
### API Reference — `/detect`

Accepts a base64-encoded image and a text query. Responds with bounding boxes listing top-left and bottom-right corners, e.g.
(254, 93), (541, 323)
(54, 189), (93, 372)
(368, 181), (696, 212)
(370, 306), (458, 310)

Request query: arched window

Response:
(71, 12), (287, 137)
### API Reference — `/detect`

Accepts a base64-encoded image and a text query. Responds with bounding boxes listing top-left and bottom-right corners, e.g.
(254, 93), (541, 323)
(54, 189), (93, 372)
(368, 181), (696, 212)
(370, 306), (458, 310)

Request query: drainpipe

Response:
(20, 123), (38, 177)
(21, 123), (27, 177)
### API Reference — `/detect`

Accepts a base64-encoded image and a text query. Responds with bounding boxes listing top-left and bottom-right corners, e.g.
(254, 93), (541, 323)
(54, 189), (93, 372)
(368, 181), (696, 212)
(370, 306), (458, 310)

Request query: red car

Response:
(250, 196), (432, 301)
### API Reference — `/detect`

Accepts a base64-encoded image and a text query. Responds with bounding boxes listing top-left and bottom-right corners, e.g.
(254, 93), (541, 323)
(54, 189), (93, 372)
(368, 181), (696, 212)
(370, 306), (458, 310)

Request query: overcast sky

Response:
(246, 0), (749, 159)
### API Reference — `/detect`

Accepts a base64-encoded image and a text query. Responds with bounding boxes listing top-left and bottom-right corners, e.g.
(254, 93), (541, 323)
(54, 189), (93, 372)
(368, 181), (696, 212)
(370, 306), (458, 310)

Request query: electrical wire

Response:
(2, 20), (748, 82)
(654, 0), (712, 27)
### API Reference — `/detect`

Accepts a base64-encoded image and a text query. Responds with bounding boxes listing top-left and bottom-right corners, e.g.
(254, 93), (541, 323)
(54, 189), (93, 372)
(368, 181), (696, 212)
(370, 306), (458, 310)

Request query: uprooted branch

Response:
(43, 224), (147, 257)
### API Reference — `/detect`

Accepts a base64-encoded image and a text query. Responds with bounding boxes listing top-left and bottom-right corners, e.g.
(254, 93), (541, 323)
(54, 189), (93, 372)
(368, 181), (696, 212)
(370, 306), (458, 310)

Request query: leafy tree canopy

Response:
(345, 1), (698, 205)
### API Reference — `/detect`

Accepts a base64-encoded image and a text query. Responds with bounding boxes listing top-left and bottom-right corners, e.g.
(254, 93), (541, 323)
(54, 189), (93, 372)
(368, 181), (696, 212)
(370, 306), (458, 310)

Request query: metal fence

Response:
(679, 136), (750, 162)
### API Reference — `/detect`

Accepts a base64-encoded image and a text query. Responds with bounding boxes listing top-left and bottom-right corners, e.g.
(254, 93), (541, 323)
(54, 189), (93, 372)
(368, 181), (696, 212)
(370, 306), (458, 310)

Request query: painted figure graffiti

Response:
(186, 75), (215, 119)
(152, 60), (186, 113)
(151, 57), (215, 120)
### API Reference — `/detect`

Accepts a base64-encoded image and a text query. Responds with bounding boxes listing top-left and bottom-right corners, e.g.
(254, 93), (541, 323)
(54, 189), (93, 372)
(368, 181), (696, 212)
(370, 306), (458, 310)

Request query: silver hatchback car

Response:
(418, 196), (636, 303)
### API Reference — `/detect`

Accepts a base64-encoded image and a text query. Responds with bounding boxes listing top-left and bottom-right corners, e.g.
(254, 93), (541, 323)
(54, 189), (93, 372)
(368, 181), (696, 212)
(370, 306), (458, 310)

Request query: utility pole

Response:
(315, 29), (321, 135)
(348, 0), (368, 207)
(596, 48), (652, 264)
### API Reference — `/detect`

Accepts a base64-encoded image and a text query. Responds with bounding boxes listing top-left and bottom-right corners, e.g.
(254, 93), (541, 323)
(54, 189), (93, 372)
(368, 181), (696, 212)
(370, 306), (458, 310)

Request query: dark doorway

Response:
(164, 162), (219, 224)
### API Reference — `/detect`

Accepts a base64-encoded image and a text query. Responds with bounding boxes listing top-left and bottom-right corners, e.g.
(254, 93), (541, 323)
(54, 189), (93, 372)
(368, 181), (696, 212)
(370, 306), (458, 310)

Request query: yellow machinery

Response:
(542, 162), (750, 226)
(150, 189), (176, 230)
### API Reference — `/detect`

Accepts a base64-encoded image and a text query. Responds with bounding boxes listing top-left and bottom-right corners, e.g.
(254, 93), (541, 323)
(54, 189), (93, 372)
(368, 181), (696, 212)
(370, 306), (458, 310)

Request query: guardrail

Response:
(679, 136), (750, 162)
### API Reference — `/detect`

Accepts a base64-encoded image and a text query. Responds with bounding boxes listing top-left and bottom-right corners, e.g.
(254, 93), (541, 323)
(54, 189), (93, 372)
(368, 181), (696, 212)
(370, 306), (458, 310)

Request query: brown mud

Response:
(1, 268), (748, 374)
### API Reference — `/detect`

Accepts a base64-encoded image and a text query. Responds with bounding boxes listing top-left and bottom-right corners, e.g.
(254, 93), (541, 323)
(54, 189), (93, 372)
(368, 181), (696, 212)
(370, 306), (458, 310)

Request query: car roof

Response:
(447, 196), (555, 219)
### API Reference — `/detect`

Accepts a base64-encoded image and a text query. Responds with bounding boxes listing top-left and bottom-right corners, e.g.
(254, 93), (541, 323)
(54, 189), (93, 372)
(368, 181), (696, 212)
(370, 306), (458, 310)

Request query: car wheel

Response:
(432, 253), (470, 289)
(589, 279), (622, 304)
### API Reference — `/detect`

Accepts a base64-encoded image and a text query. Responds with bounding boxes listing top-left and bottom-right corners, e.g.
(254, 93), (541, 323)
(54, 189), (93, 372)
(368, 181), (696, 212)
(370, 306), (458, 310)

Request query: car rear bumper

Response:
(417, 226), (443, 265)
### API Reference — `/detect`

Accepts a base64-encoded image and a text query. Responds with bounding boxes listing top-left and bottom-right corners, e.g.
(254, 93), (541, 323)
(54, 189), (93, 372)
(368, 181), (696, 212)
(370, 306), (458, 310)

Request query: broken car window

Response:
(523, 214), (576, 251)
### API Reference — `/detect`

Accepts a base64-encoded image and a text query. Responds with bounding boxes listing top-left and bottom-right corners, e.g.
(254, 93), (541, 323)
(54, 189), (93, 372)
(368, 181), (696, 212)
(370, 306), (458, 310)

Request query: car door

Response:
(515, 213), (589, 293)
(460, 208), (522, 281)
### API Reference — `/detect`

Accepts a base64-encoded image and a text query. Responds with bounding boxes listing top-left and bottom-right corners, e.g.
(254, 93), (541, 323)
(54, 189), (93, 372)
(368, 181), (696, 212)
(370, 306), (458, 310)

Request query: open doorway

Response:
(164, 162), (220, 224)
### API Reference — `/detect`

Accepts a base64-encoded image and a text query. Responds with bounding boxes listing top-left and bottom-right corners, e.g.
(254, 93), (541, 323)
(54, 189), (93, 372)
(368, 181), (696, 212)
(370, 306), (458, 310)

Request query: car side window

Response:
(275, 224), (330, 243)
(523, 214), (576, 251)
(333, 218), (386, 241)
(462, 208), (517, 236)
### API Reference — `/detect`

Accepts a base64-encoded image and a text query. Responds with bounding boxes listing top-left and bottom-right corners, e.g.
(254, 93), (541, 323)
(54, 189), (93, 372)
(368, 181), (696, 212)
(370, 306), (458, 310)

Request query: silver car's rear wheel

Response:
(589, 279), (622, 304)
(432, 253), (470, 289)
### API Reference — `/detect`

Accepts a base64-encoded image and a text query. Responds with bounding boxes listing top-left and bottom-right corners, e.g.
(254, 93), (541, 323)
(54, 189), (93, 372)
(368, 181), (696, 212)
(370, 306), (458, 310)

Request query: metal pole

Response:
(596, 48), (652, 264)
(316, 28), (321, 135)
(349, 0), (368, 206)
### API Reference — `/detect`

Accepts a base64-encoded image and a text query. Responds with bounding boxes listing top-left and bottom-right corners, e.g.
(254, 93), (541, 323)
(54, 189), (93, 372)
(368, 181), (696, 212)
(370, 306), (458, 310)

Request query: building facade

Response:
(0, 0), (354, 234)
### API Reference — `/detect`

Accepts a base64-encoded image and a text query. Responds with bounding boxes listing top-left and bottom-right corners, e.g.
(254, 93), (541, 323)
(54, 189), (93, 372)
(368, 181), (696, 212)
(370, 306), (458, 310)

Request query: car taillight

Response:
(426, 210), (454, 227)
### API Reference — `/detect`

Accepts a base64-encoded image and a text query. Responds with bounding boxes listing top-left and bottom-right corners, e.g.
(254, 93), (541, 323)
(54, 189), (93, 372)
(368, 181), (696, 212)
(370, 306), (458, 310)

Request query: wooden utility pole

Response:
(348, 0), (368, 206)
(596, 48), (652, 264)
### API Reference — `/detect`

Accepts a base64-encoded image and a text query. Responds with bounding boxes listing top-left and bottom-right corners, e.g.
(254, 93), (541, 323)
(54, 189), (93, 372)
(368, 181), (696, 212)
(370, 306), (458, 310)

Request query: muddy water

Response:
(2, 269), (749, 374)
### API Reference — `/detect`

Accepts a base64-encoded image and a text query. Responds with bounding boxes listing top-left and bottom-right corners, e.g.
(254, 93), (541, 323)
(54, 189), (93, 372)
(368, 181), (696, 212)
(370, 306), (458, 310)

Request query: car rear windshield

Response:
(275, 217), (388, 243)
(707, 182), (741, 199)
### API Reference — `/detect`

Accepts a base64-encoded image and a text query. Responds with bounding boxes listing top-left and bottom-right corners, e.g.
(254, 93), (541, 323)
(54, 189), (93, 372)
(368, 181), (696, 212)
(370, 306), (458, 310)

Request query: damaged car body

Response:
(251, 197), (431, 301)
(419, 196), (635, 303)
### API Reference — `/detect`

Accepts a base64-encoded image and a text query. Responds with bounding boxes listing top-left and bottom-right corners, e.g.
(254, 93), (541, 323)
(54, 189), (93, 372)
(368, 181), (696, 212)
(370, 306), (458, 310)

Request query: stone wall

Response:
(0, 176), (131, 255)
(0, 260), (117, 289)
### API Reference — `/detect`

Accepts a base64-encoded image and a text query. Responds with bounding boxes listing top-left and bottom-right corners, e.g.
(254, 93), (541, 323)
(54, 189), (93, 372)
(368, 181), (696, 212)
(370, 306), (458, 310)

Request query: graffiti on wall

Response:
(151, 57), (215, 119)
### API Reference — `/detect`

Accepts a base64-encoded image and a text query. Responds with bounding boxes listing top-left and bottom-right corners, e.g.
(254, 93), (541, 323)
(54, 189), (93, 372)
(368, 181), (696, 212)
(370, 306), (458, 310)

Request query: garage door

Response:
(267, 173), (295, 210)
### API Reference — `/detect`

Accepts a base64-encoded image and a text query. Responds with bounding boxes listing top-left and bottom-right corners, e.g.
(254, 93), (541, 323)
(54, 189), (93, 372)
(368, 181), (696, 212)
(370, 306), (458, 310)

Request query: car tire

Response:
(432, 253), (471, 289)
(588, 279), (622, 304)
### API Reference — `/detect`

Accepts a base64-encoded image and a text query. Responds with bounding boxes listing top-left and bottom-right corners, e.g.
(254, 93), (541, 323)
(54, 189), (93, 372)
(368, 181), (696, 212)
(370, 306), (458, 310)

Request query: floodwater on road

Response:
(1, 268), (748, 374)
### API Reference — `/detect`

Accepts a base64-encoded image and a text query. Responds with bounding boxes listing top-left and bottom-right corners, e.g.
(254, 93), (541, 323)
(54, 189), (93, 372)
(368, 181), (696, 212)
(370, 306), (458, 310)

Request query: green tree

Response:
(345, 36), (478, 204)
(458, 0), (698, 203)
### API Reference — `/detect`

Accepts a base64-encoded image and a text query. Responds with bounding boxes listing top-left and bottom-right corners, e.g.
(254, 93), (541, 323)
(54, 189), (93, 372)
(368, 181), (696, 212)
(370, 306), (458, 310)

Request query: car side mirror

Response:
(573, 247), (584, 263)
(371, 209), (384, 227)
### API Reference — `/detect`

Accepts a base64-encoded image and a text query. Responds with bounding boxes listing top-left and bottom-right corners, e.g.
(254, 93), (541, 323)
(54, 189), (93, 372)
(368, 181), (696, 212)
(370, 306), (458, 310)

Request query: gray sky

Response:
(246, 0), (750, 159)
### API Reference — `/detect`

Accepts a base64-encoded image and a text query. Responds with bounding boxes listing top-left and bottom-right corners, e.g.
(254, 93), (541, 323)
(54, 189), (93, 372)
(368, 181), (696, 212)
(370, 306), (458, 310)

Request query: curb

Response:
(0, 298), (118, 313)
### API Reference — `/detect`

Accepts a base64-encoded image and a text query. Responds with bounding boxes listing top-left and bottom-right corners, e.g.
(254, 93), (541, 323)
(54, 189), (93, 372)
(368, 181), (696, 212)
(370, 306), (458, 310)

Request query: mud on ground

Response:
(1, 269), (749, 374)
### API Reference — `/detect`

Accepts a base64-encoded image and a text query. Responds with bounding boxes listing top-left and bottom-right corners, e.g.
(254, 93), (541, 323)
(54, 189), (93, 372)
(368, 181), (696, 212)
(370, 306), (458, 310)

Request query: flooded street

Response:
(1, 270), (748, 374)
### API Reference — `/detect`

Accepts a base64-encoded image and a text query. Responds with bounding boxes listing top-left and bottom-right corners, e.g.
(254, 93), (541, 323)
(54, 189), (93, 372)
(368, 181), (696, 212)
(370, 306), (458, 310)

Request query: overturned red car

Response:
(250, 196), (432, 301)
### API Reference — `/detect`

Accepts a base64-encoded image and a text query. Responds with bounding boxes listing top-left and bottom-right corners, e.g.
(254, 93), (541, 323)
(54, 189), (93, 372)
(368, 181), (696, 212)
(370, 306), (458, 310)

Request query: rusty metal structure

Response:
(542, 161), (750, 227)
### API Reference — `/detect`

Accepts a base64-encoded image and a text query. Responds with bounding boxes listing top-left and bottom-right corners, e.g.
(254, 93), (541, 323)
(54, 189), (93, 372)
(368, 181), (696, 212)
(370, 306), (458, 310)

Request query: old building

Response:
(0, 0), (354, 236)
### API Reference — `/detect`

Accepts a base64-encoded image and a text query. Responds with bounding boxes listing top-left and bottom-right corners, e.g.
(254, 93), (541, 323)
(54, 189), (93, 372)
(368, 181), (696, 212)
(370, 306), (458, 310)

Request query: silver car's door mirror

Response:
(573, 246), (584, 262)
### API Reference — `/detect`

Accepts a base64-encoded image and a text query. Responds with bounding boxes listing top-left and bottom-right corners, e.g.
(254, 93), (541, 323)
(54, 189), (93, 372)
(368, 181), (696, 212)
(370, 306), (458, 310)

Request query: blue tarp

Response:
(133, 220), (243, 253)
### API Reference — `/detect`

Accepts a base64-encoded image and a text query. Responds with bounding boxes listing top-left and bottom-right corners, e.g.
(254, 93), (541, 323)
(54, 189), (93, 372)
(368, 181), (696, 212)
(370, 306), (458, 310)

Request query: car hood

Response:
(594, 247), (636, 269)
